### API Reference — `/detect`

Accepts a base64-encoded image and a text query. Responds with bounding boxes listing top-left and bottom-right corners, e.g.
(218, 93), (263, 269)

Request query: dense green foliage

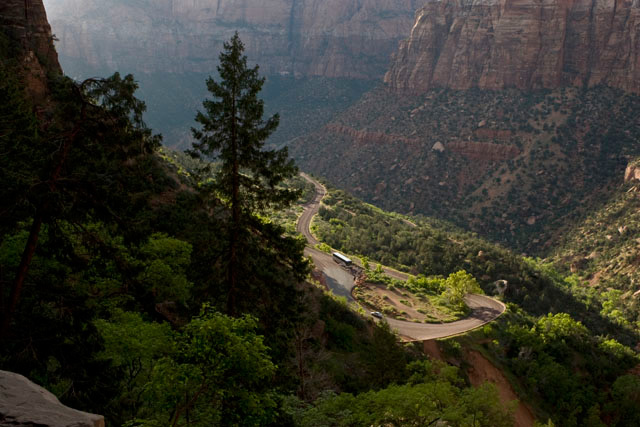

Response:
(0, 33), (517, 427)
(479, 307), (640, 426)
(286, 359), (513, 426)
(314, 185), (640, 426)
(128, 307), (278, 426)
(549, 170), (640, 328)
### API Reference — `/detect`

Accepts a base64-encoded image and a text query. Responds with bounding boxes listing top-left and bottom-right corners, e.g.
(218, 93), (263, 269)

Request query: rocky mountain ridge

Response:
(44, 0), (428, 79)
(385, 0), (640, 94)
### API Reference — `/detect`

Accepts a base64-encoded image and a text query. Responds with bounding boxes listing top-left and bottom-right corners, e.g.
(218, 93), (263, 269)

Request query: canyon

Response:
(40, 0), (640, 252)
(43, 0), (431, 147)
(43, 0), (428, 79)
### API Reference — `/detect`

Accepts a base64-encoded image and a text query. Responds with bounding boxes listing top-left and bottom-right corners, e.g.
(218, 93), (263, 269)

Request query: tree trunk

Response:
(0, 212), (43, 339)
(227, 88), (239, 315)
(0, 87), (85, 340)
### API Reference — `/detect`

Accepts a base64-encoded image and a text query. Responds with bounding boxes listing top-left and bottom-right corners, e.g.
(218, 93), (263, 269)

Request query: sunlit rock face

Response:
(43, 0), (429, 79)
(385, 0), (640, 94)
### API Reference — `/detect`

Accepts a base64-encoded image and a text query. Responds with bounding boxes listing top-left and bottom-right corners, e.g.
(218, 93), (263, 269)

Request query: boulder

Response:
(0, 370), (104, 427)
(624, 162), (640, 182)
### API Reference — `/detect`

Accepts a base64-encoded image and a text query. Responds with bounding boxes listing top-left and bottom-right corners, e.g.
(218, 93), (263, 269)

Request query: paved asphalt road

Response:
(297, 174), (357, 300)
(297, 173), (505, 341)
(385, 294), (505, 340)
(296, 173), (325, 247)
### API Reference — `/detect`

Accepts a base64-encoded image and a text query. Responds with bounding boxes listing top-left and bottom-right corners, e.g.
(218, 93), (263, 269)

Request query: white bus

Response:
(332, 252), (352, 266)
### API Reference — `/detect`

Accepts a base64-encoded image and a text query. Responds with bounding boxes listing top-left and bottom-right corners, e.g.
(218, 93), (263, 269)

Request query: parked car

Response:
(371, 311), (383, 319)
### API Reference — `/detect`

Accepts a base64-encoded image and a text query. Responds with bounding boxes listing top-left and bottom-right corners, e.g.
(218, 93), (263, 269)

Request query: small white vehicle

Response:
(371, 311), (383, 319)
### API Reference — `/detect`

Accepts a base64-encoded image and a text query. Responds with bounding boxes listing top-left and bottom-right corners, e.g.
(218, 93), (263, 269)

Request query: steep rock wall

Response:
(0, 0), (61, 102)
(0, 0), (60, 72)
(385, 0), (640, 93)
(44, 0), (428, 79)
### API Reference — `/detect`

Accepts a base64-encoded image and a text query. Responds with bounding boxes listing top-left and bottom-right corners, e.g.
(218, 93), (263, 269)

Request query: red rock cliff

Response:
(385, 0), (640, 93)
(0, 0), (60, 73)
(1, 0), (61, 104)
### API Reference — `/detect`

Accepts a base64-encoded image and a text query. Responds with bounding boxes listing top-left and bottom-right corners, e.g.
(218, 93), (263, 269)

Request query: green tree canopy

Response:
(190, 33), (298, 214)
(189, 33), (301, 313)
(135, 306), (277, 426)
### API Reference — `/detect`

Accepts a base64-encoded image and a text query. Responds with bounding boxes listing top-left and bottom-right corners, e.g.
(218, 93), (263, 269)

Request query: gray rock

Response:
(0, 370), (104, 427)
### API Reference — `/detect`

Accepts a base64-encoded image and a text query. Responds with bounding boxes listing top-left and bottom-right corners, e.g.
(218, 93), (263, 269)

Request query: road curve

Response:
(297, 173), (325, 246)
(386, 294), (505, 341)
(297, 173), (505, 341)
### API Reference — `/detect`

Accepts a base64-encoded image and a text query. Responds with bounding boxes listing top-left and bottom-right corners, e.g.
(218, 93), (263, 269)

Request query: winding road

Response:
(297, 173), (505, 341)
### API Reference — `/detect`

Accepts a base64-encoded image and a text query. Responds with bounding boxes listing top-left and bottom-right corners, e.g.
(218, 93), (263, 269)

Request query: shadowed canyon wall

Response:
(44, 0), (428, 79)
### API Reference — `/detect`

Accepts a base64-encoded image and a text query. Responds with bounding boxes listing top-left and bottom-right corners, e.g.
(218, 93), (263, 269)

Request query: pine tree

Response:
(190, 33), (300, 314)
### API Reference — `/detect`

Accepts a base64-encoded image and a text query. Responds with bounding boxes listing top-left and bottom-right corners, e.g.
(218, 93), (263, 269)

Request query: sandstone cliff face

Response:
(0, 0), (61, 101)
(385, 0), (640, 93)
(44, 0), (427, 79)
(0, 0), (60, 72)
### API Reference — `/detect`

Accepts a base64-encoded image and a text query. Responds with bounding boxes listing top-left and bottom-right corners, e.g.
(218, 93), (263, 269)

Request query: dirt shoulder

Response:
(466, 350), (536, 427)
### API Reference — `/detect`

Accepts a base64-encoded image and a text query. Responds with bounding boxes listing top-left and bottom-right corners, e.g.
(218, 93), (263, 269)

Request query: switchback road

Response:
(297, 173), (505, 341)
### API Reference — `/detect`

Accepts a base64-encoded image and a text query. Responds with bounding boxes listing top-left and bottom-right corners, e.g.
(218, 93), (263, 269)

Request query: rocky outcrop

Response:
(0, 370), (104, 427)
(0, 0), (61, 103)
(624, 160), (640, 182)
(45, 0), (428, 79)
(326, 124), (519, 161)
(0, 0), (60, 73)
(474, 128), (512, 141)
(385, 0), (640, 94)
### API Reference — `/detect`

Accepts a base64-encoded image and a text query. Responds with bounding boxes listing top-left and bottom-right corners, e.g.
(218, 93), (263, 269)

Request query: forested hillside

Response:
(291, 86), (640, 255)
(549, 158), (640, 330)
(0, 21), (516, 425)
(312, 183), (640, 425)
(3, 2), (640, 426)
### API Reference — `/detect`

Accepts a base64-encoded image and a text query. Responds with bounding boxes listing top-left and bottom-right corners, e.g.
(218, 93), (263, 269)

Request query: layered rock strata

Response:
(44, 0), (428, 79)
(385, 0), (640, 94)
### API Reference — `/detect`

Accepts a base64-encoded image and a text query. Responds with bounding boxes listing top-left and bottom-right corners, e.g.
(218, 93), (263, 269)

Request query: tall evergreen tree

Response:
(190, 33), (300, 314)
